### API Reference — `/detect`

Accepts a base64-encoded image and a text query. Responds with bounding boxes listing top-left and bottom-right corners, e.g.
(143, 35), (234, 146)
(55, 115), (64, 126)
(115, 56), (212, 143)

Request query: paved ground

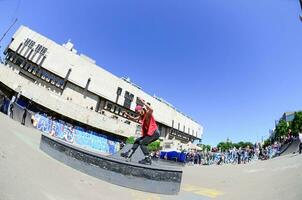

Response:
(0, 113), (301, 200)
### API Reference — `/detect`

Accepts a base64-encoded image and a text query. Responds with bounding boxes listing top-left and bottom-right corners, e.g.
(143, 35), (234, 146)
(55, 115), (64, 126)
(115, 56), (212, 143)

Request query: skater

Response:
(121, 98), (160, 165)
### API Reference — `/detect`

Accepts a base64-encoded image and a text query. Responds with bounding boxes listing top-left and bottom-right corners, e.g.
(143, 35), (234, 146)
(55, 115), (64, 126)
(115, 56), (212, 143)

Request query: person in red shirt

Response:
(121, 97), (160, 165)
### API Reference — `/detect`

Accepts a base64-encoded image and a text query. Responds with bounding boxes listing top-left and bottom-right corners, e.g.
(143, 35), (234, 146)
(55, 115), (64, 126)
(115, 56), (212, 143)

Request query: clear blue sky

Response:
(1, 0), (302, 146)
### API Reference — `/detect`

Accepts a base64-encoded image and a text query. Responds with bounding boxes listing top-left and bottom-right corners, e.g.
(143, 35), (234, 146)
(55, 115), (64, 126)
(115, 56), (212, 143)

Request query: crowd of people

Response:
(184, 142), (282, 166)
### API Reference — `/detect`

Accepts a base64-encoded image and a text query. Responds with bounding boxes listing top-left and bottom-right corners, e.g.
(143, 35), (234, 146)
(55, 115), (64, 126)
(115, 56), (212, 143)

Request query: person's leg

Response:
(140, 130), (160, 156)
(10, 108), (13, 119)
(21, 113), (26, 125)
(121, 137), (142, 158)
(138, 130), (160, 165)
(299, 142), (302, 154)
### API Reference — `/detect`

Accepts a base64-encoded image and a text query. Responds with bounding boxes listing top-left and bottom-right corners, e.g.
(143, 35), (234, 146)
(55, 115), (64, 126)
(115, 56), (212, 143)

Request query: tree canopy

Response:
(291, 111), (302, 136)
(275, 119), (288, 139)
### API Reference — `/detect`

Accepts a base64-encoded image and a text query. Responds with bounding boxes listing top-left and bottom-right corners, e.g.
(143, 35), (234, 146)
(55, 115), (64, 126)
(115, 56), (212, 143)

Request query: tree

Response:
(197, 144), (211, 151)
(126, 136), (135, 144)
(217, 142), (233, 152)
(291, 112), (302, 136)
(263, 139), (271, 148)
(125, 136), (161, 151)
(148, 140), (161, 152)
(275, 119), (288, 139)
(244, 142), (253, 148)
(237, 141), (246, 148)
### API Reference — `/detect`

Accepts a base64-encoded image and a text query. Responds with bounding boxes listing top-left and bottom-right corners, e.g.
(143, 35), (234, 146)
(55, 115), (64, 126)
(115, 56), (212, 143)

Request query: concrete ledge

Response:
(40, 134), (182, 195)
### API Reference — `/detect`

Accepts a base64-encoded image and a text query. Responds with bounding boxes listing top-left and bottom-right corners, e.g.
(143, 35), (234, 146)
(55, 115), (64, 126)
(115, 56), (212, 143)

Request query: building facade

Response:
(0, 25), (203, 145)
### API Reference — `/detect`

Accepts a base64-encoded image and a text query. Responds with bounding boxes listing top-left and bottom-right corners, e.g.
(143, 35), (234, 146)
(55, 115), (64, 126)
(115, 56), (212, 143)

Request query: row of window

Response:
(24, 38), (48, 56)
(7, 52), (65, 89)
(172, 120), (197, 138)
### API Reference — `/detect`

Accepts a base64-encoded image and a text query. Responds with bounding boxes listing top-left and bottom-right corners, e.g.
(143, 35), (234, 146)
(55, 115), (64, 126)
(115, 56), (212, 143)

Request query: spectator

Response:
(21, 108), (27, 125)
(9, 103), (14, 119)
(7, 95), (16, 117)
(298, 128), (302, 154)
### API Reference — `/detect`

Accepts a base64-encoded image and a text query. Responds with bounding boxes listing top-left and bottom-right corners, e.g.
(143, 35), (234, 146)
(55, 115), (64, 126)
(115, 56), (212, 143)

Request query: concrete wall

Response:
(0, 65), (138, 138)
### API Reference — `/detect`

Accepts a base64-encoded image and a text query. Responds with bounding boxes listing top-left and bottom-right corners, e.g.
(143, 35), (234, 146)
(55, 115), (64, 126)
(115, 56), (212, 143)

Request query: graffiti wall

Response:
(33, 113), (120, 154)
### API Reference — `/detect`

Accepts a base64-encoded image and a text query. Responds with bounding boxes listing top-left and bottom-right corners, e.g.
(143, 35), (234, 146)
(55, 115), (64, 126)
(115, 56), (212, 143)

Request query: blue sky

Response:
(1, 0), (302, 146)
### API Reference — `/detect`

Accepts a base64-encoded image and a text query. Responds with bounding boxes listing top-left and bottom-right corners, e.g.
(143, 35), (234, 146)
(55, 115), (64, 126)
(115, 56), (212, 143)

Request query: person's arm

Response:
(123, 111), (140, 122)
(138, 97), (153, 115)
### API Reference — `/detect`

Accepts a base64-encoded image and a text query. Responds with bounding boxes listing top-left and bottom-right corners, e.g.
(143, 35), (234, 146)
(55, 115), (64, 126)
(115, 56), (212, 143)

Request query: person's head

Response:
(135, 105), (145, 116)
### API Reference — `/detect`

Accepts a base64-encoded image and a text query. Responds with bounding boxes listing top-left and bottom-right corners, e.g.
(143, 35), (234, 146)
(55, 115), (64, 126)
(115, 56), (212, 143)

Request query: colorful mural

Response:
(33, 113), (120, 154)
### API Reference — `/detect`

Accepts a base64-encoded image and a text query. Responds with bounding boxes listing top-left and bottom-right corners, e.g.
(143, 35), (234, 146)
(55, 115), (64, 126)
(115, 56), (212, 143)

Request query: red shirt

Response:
(141, 114), (158, 136)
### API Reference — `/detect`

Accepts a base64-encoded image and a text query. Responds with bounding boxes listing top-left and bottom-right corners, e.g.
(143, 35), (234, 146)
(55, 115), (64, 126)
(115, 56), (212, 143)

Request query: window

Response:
(36, 68), (42, 77)
(24, 38), (35, 49)
(15, 57), (24, 66)
(31, 66), (39, 75)
(28, 65), (35, 73)
(117, 87), (122, 95)
(24, 63), (30, 71)
(24, 38), (32, 46)
(35, 44), (43, 53)
(124, 91), (134, 109)
(40, 47), (48, 55)
(106, 102), (113, 111)
(136, 97), (143, 106)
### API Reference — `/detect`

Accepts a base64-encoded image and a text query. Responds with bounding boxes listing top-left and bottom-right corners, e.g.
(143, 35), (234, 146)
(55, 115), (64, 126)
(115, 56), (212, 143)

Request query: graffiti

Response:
(33, 113), (120, 154)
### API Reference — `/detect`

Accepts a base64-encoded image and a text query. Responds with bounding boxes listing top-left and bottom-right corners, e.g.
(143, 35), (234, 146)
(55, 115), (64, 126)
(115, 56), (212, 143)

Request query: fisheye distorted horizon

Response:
(1, 0), (302, 146)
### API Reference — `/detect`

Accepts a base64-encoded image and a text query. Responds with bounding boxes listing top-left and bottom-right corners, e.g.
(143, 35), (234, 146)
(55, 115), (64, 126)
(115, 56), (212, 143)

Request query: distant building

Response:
(270, 111), (298, 139)
(0, 25), (203, 145)
(281, 112), (296, 122)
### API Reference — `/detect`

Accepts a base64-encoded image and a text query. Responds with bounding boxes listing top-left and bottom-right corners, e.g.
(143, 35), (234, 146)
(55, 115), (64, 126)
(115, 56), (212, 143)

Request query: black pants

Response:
(131, 129), (160, 156)
(21, 110), (27, 125)
(299, 142), (302, 154)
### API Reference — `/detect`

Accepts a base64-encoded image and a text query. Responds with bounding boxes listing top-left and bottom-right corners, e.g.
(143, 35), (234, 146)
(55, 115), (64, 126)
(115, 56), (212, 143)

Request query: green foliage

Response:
(263, 139), (272, 148)
(291, 112), (302, 136)
(197, 144), (211, 151)
(147, 140), (161, 152)
(275, 119), (288, 139)
(216, 141), (254, 151)
(237, 141), (245, 148)
(217, 142), (233, 152)
(126, 136), (161, 151)
(244, 142), (253, 148)
(126, 136), (135, 144)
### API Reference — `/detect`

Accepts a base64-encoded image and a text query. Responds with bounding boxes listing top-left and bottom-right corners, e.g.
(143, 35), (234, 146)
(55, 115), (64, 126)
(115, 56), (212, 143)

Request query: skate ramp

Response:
(280, 138), (300, 156)
(111, 144), (186, 167)
(40, 134), (183, 195)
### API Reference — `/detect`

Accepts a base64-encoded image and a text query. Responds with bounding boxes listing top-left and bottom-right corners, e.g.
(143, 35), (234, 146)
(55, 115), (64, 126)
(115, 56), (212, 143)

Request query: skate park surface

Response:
(0, 113), (301, 200)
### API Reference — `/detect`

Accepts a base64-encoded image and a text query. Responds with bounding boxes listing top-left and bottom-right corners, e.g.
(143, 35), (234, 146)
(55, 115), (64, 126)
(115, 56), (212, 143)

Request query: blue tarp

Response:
(160, 151), (186, 162)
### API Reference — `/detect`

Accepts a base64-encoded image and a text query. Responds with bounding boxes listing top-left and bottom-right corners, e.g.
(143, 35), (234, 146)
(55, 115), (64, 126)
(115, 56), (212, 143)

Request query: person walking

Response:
(121, 98), (160, 165)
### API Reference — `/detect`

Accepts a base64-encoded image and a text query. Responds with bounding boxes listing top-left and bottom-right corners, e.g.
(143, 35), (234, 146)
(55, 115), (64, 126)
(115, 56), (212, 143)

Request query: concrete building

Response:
(281, 112), (296, 123)
(0, 25), (203, 144)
